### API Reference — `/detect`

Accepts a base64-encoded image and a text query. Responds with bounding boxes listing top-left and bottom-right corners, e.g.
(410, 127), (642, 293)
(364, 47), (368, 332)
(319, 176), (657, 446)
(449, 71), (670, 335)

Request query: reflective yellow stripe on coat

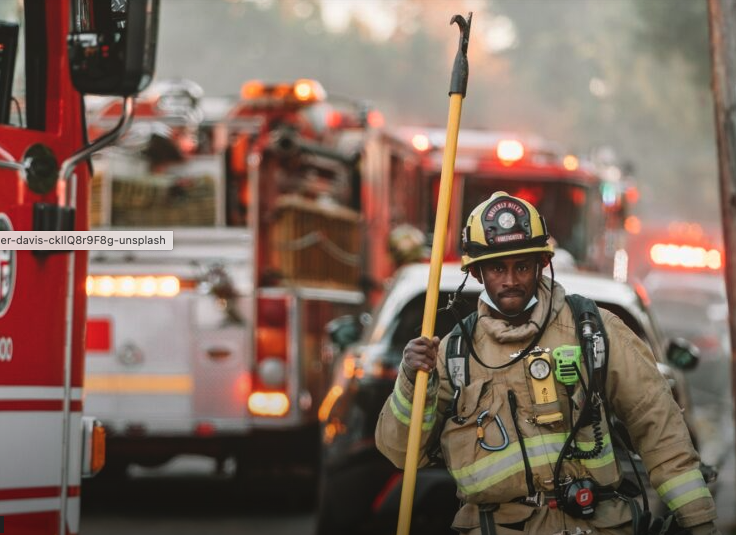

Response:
(450, 433), (615, 495)
(389, 381), (437, 431)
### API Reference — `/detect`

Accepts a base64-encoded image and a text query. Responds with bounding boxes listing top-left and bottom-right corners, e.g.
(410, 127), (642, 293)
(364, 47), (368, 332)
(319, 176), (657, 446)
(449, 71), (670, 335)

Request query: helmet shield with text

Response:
(461, 191), (554, 271)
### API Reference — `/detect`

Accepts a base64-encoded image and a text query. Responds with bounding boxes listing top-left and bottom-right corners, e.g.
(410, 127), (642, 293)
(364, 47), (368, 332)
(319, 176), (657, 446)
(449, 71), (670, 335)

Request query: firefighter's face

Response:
(473, 253), (542, 317)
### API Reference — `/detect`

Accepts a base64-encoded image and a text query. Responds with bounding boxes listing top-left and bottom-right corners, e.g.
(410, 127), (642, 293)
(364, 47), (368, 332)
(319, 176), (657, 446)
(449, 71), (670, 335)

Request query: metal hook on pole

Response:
(450, 13), (472, 97)
(394, 11), (472, 535)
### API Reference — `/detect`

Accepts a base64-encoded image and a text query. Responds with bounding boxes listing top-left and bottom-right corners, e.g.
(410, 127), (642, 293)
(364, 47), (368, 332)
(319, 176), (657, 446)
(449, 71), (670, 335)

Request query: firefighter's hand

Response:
(401, 336), (440, 383)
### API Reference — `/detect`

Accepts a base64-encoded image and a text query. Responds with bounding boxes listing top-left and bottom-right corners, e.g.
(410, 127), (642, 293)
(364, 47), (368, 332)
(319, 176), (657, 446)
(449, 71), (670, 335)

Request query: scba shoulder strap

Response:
(445, 310), (477, 389)
(444, 310), (477, 424)
(564, 293), (610, 396)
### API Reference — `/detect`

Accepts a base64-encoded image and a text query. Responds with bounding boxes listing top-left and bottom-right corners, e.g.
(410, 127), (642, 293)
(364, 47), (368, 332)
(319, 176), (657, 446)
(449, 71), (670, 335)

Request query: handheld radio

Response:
(552, 345), (582, 385)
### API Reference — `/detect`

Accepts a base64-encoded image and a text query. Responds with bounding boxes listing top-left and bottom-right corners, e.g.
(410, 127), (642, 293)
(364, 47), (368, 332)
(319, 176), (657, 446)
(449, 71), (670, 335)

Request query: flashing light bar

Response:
(562, 155), (579, 171)
(412, 133), (430, 152)
(601, 182), (619, 207)
(624, 215), (641, 235)
(325, 108), (385, 130)
(649, 243), (722, 270)
(496, 139), (524, 164)
(241, 80), (265, 99)
(293, 79), (323, 101)
(366, 110), (385, 128)
(86, 275), (192, 297)
(240, 78), (326, 104)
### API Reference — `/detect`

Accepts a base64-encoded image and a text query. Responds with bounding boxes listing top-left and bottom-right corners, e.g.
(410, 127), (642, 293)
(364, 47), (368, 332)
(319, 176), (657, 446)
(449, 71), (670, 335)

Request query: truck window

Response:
(385, 291), (478, 368)
(0, 0), (46, 130)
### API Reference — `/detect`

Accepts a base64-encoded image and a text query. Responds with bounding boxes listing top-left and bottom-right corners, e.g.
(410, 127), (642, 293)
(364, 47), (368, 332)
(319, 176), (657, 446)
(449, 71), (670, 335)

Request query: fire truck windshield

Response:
(90, 150), (220, 228)
(461, 177), (595, 266)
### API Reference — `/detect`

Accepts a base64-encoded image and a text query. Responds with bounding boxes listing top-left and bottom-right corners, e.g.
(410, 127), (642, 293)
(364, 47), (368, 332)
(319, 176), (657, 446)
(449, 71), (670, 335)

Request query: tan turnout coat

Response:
(375, 277), (716, 534)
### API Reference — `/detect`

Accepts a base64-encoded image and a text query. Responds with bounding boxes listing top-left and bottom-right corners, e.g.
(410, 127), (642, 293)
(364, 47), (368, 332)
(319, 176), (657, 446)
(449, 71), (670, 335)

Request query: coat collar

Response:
(476, 276), (566, 344)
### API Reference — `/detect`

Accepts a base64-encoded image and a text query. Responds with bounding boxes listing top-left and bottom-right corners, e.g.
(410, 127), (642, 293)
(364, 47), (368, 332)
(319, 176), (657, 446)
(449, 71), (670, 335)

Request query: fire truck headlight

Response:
(258, 357), (286, 388)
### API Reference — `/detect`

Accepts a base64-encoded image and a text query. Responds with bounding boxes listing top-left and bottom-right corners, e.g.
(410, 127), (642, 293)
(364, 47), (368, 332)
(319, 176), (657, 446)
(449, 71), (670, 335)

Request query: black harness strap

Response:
(479, 505), (498, 535)
(563, 295), (651, 515)
(445, 311), (477, 424)
(565, 294), (610, 394)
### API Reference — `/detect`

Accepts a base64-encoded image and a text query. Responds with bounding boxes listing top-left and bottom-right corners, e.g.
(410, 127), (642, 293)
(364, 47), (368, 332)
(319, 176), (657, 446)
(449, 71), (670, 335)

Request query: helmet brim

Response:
(461, 245), (555, 271)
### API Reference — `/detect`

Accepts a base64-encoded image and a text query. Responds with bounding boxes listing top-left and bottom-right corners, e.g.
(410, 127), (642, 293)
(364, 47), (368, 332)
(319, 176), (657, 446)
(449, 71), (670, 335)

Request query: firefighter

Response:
(375, 191), (719, 535)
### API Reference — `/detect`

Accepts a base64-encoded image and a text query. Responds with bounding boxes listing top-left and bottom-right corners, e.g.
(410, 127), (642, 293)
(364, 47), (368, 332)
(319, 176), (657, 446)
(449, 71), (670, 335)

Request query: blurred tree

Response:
(632, 1), (711, 88)
(489, 0), (716, 221)
(153, 0), (717, 221)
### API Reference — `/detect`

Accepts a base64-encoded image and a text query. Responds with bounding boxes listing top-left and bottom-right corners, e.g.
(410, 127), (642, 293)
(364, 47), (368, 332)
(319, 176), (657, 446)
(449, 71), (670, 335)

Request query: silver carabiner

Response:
(476, 410), (510, 451)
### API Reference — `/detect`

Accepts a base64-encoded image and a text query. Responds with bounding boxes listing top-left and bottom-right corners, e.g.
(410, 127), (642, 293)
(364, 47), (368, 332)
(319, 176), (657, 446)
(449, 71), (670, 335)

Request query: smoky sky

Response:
(153, 0), (719, 226)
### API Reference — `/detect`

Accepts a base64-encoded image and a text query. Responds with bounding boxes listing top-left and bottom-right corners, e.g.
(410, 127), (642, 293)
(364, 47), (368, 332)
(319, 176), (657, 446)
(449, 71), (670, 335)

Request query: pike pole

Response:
(395, 12), (472, 535)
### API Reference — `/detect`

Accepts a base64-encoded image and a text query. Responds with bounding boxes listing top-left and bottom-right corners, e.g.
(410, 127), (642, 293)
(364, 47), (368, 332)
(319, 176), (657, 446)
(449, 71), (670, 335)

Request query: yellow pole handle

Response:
(395, 92), (464, 535)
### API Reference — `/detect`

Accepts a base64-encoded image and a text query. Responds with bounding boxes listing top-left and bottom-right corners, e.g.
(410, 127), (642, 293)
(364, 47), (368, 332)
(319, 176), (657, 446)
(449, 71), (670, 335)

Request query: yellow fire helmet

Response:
(461, 191), (554, 271)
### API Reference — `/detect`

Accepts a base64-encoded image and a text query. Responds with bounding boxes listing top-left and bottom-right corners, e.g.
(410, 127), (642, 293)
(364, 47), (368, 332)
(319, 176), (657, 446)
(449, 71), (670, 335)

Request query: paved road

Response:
(689, 375), (735, 535)
(80, 458), (317, 535)
(715, 445), (735, 535)
(81, 412), (736, 535)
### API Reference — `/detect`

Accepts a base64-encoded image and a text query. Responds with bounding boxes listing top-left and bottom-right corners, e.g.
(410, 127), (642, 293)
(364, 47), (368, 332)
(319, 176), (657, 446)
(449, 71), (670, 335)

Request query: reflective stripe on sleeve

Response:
(656, 469), (712, 510)
(388, 381), (437, 430)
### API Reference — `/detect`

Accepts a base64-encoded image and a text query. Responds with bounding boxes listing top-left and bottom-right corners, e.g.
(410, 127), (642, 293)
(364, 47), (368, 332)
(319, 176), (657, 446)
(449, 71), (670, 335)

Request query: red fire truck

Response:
(82, 78), (424, 483)
(396, 127), (635, 276)
(0, 0), (159, 533)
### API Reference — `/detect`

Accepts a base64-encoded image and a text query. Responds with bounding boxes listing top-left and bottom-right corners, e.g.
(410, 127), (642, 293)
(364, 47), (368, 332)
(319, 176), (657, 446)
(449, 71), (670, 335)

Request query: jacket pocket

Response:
(443, 380), (486, 473)
(443, 380), (529, 502)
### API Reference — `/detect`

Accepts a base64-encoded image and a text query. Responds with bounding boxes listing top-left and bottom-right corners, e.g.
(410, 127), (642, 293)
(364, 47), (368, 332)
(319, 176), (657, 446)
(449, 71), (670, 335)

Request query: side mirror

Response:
(666, 337), (700, 371)
(326, 315), (365, 352)
(68, 0), (160, 96)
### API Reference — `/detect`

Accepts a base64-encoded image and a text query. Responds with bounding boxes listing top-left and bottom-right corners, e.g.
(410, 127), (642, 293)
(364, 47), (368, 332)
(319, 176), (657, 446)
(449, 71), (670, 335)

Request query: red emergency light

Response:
(325, 110), (343, 129)
(649, 243), (722, 270)
(624, 216), (641, 235)
(366, 110), (385, 128)
(563, 155), (579, 171)
(250, 296), (290, 417)
(412, 134), (430, 152)
(496, 139), (524, 164)
(239, 78), (326, 104)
